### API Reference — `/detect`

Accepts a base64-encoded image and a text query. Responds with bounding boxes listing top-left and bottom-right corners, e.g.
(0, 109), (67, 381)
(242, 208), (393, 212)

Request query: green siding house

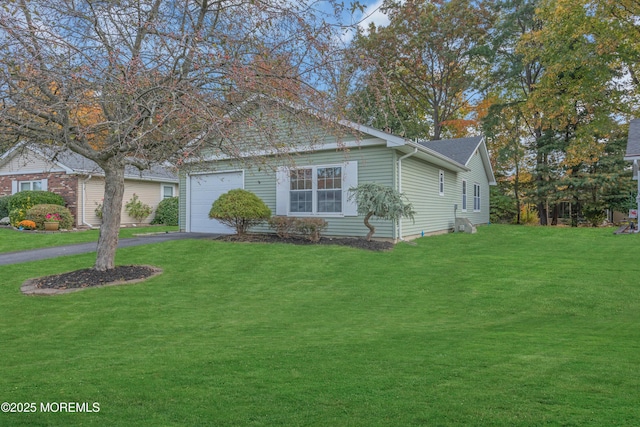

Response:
(179, 111), (495, 240)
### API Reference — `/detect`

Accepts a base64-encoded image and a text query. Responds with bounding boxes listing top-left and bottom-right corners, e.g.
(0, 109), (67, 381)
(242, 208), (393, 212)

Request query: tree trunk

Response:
(94, 160), (126, 271)
(364, 212), (375, 241)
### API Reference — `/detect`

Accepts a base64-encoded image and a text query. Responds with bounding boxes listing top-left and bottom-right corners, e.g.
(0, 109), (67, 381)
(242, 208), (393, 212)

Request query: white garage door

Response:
(189, 171), (243, 233)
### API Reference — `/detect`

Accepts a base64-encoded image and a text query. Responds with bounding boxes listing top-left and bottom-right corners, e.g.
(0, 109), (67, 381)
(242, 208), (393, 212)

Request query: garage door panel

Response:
(189, 172), (243, 233)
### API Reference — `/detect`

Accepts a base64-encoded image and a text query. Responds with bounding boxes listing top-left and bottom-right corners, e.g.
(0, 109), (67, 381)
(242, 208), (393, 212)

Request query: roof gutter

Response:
(397, 147), (418, 241)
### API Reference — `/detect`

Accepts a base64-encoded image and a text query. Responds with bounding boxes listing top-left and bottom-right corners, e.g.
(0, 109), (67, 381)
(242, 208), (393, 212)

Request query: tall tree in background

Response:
(484, 0), (563, 225)
(351, 0), (494, 140)
(0, 0), (344, 271)
(523, 0), (638, 224)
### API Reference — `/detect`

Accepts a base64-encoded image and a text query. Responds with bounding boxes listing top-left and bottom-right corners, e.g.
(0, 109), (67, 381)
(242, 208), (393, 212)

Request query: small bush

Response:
(209, 189), (271, 235)
(26, 204), (74, 230)
(583, 203), (606, 227)
(294, 218), (328, 242)
(94, 201), (103, 220)
(9, 208), (27, 226)
(125, 194), (153, 222)
(0, 195), (11, 218)
(267, 216), (329, 242)
(8, 191), (65, 213)
(152, 197), (179, 226)
(518, 205), (539, 225)
(268, 216), (298, 238)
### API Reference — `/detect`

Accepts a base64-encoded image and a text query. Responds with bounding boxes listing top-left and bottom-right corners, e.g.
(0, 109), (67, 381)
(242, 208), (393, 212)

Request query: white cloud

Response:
(339, 0), (397, 44)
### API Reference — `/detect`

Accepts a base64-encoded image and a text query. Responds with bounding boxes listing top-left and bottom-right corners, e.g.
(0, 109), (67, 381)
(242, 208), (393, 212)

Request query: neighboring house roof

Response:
(0, 143), (178, 182)
(624, 118), (640, 160)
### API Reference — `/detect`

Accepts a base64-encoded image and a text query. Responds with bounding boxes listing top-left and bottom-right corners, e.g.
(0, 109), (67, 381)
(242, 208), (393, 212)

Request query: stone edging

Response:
(21, 266), (163, 296)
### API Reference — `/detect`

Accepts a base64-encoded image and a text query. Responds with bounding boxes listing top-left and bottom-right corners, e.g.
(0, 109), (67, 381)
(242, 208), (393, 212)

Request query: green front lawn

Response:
(0, 226), (179, 253)
(1, 225), (639, 425)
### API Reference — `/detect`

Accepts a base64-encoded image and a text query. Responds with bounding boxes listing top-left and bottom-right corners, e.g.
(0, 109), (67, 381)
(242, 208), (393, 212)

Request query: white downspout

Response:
(397, 147), (418, 241)
(82, 175), (94, 229)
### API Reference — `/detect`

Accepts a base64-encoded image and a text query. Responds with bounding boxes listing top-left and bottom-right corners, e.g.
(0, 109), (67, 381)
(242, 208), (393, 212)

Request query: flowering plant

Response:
(17, 220), (36, 230)
(45, 213), (62, 222)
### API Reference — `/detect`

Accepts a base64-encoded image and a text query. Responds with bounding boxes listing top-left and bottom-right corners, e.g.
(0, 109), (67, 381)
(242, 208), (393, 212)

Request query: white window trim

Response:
(461, 180), (467, 212)
(14, 179), (47, 193)
(438, 170), (445, 196)
(289, 164), (344, 217)
(474, 183), (481, 212)
(161, 184), (174, 199)
(276, 161), (358, 217)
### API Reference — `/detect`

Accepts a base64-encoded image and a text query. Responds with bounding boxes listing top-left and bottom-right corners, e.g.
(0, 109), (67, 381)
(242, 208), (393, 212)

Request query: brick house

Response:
(0, 144), (178, 228)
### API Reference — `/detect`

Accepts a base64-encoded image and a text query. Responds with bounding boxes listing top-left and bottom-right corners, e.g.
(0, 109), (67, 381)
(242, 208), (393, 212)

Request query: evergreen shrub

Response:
(0, 195), (11, 218)
(152, 197), (179, 226)
(209, 189), (271, 235)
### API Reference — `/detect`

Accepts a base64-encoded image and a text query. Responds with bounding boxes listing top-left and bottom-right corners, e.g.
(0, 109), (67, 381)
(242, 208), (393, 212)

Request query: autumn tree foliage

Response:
(482, 0), (638, 225)
(0, 0), (345, 270)
(350, 0), (495, 140)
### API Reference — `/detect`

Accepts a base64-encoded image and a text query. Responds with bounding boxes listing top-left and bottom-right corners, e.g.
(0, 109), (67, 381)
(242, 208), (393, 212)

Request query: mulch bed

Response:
(21, 234), (392, 295)
(216, 233), (395, 251)
(21, 265), (162, 296)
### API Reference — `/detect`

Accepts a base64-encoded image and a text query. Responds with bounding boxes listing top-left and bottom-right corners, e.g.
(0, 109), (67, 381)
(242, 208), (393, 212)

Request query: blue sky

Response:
(334, 0), (393, 43)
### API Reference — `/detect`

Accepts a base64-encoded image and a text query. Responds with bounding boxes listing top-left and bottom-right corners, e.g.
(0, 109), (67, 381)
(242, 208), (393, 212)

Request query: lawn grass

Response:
(1, 225), (639, 425)
(0, 225), (179, 253)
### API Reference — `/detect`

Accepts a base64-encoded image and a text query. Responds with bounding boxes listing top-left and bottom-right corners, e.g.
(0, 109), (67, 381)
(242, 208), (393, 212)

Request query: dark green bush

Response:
(8, 191), (65, 212)
(0, 195), (10, 218)
(209, 189), (271, 235)
(152, 196), (179, 226)
(7, 191), (65, 226)
(26, 204), (74, 230)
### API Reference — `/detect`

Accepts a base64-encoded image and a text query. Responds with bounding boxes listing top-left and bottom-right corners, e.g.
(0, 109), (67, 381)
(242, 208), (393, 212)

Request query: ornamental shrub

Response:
(8, 191), (65, 213)
(125, 194), (153, 222)
(268, 216), (329, 241)
(0, 195), (11, 218)
(268, 216), (297, 238)
(151, 196), (179, 226)
(26, 204), (74, 230)
(348, 183), (415, 241)
(208, 189), (271, 235)
(294, 218), (328, 242)
(9, 208), (27, 226)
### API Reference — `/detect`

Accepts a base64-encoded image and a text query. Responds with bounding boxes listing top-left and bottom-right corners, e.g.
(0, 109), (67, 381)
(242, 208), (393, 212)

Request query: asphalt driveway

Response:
(0, 232), (218, 266)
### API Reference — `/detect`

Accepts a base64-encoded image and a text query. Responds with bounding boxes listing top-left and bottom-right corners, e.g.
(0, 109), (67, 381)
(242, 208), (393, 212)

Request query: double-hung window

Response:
(290, 166), (342, 214)
(473, 183), (481, 211)
(162, 185), (174, 199)
(20, 180), (42, 191)
(290, 168), (314, 213)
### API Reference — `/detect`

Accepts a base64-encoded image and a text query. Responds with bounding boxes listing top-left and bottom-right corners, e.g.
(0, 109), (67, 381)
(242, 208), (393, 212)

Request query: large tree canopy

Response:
(351, 0), (494, 140)
(0, 0), (344, 270)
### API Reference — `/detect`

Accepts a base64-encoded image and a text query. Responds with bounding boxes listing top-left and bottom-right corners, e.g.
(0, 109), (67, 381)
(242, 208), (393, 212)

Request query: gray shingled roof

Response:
(626, 119), (640, 158)
(36, 145), (178, 182)
(417, 136), (483, 166)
